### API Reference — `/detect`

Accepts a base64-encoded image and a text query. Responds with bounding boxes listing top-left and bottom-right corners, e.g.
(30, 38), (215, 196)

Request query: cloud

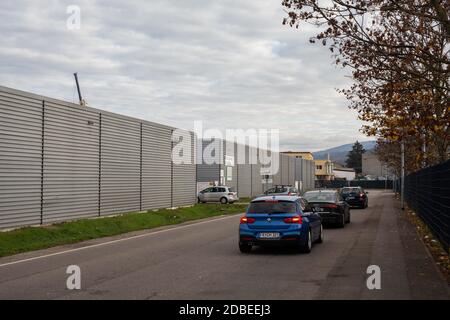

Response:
(0, 0), (368, 151)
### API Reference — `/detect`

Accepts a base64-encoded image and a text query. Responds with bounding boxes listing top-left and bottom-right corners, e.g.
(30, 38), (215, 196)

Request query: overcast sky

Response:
(0, 0), (370, 151)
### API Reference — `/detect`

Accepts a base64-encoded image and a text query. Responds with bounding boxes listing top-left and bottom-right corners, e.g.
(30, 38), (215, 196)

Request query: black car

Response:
(340, 187), (368, 208)
(303, 190), (350, 227)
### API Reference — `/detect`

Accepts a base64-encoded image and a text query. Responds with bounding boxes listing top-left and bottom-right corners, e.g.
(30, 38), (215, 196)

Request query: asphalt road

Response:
(0, 190), (448, 299)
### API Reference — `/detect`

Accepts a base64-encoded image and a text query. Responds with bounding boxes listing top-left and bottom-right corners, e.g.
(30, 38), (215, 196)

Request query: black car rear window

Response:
(268, 187), (288, 193)
(247, 200), (296, 214)
(303, 192), (336, 203)
(342, 187), (361, 193)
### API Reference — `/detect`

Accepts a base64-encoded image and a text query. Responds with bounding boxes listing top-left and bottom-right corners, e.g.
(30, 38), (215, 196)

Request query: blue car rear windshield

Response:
(247, 201), (296, 214)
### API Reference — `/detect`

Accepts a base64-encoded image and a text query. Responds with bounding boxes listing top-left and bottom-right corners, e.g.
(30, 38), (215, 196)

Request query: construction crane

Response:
(73, 72), (87, 106)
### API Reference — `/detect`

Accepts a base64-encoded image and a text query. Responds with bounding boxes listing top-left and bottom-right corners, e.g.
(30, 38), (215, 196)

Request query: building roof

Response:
(334, 167), (355, 172)
(314, 159), (332, 163)
(281, 151), (313, 154)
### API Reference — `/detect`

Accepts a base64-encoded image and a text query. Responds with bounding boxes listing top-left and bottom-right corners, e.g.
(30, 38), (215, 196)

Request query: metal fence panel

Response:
(100, 113), (141, 215)
(43, 101), (100, 223)
(142, 122), (172, 210)
(0, 89), (43, 228)
(404, 160), (450, 252)
(315, 179), (393, 189)
(172, 130), (196, 206)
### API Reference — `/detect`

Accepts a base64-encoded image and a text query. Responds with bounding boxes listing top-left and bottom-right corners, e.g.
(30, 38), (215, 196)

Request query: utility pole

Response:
(401, 140), (405, 210)
(422, 132), (427, 168)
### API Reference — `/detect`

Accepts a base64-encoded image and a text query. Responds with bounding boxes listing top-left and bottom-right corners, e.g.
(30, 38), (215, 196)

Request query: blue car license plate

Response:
(258, 232), (280, 239)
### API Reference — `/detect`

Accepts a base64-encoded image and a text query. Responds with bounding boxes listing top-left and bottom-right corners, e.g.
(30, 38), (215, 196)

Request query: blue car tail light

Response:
(283, 215), (302, 224)
(240, 216), (255, 224)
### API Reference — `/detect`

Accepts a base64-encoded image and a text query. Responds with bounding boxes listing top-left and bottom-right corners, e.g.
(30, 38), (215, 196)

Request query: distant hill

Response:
(312, 141), (376, 166)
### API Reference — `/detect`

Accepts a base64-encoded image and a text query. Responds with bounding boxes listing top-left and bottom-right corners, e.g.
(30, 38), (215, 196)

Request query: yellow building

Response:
(315, 159), (334, 180)
(281, 151), (314, 161)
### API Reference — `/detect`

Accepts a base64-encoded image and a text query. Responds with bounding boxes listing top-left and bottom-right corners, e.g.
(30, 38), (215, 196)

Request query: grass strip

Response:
(0, 203), (248, 258)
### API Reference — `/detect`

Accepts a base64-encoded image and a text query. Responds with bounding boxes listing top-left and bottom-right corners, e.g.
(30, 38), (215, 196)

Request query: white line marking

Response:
(0, 213), (241, 268)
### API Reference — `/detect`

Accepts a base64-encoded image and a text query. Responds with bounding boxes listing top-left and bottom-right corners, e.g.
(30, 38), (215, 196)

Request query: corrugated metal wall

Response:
(304, 159), (315, 190)
(288, 157), (296, 186)
(281, 154), (289, 185)
(310, 160), (316, 190)
(0, 90), (42, 228)
(250, 146), (262, 197)
(295, 158), (303, 191)
(260, 148), (273, 192)
(223, 140), (238, 190)
(172, 130), (196, 207)
(195, 142), (317, 198)
(142, 122), (172, 210)
(196, 139), (221, 183)
(272, 153), (282, 186)
(237, 144), (252, 197)
(100, 113), (141, 215)
(43, 100), (100, 223)
(0, 86), (197, 229)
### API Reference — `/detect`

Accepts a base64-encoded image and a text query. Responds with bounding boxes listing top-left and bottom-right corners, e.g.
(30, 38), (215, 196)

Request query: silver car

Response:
(198, 186), (239, 204)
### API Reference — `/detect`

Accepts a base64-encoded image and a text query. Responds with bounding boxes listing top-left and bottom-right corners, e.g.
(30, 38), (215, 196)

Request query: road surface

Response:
(0, 190), (448, 299)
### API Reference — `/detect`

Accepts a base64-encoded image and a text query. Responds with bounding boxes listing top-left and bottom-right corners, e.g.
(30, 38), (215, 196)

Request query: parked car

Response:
(198, 186), (238, 204)
(261, 185), (300, 197)
(340, 187), (368, 208)
(238, 195), (323, 253)
(302, 189), (350, 227)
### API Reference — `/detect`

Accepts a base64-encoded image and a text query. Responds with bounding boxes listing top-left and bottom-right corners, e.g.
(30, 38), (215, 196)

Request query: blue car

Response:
(239, 196), (323, 253)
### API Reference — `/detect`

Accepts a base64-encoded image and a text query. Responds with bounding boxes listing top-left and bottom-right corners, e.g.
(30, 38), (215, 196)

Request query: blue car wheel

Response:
(299, 229), (312, 253)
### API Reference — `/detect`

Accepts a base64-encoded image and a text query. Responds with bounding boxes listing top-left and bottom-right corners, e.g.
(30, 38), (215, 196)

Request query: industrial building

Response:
(0, 85), (317, 229)
(0, 86), (197, 229)
(197, 139), (316, 197)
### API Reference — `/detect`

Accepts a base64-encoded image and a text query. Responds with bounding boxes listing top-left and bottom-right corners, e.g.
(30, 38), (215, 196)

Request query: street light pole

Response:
(401, 140), (405, 210)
